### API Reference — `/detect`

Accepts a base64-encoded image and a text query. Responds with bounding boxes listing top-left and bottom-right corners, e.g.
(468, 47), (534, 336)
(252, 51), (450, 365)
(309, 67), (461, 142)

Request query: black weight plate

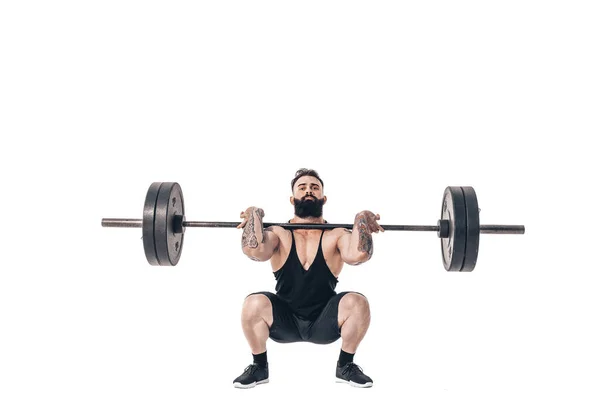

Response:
(154, 182), (185, 266)
(461, 186), (480, 272)
(440, 187), (467, 271)
(143, 182), (162, 266)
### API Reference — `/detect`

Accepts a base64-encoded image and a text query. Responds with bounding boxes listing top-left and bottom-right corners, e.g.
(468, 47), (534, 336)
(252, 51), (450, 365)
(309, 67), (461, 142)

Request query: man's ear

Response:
(323, 196), (327, 204)
(290, 196), (294, 205)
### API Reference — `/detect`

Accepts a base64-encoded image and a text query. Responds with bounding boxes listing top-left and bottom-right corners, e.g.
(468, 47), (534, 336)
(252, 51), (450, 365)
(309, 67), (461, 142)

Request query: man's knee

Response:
(242, 294), (272, 318)
(339, 292), (370, 314)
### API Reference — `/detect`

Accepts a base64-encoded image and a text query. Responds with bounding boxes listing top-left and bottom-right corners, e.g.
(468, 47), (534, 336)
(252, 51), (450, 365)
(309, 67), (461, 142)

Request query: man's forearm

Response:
(351, 213), (373, 259)
(241, 208), (265, 250)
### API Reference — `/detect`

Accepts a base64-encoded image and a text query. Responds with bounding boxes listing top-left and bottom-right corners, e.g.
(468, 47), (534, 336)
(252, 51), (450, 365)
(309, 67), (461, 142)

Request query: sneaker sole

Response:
(233, 379), (269, 389)
(335, 378), (373, 388)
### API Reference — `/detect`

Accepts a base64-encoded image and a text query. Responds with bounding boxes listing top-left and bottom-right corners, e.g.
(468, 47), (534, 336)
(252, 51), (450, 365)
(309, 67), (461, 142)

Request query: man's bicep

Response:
(336, 229), (356, 264)
(263, 227), (281, 253)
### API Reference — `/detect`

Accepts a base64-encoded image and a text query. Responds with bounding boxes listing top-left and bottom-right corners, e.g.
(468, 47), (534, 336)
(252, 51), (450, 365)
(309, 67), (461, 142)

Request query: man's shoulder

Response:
(265, 225), (289, 238)
(329, 227), (352, 237)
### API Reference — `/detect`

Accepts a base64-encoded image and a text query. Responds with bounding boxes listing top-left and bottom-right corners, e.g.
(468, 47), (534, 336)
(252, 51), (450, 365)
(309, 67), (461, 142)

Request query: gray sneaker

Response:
(335, 362), (373, 388)
(233, 363), (269, 389)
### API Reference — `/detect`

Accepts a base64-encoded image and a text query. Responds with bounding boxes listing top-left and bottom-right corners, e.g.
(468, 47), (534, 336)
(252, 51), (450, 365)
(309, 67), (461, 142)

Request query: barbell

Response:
(101, 182), (525, 271)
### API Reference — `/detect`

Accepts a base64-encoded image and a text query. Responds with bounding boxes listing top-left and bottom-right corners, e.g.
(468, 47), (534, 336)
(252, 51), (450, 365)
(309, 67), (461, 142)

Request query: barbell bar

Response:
(101, 219), (523, 234)
(101, 182), (525, 271)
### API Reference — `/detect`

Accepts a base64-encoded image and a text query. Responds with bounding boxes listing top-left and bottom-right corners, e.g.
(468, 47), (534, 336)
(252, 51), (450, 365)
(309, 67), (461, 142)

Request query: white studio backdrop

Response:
(1, 1), (599, 399)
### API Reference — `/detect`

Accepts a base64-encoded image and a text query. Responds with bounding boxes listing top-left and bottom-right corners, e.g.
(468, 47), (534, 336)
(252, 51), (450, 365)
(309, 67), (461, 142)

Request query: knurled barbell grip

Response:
(100, 218), (525, 234)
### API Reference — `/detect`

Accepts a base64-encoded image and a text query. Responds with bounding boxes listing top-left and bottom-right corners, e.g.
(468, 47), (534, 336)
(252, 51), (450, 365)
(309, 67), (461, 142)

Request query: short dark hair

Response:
(291, 168), (324, 192)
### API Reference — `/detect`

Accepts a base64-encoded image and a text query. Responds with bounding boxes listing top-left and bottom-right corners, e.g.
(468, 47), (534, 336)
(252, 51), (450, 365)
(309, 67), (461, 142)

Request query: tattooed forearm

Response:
(242, 208), (264, 249)
(355, 215), (373, 256)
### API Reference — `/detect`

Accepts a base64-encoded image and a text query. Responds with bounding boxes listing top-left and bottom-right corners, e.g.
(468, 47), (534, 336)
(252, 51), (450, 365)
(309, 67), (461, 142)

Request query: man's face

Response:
(290, 176), (327, 218)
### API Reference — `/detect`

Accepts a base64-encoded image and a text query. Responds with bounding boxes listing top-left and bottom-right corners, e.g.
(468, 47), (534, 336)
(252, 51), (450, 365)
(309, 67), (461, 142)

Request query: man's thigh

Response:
(307, 291), (366, 345)
(247, 291), (303, 343)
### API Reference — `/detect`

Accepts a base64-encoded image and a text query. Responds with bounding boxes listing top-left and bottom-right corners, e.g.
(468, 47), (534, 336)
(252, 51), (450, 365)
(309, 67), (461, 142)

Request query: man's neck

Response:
(290, 215), (325, 224)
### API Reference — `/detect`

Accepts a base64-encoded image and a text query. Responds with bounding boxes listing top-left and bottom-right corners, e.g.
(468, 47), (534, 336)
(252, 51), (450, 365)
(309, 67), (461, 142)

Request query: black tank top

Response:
(273, 229), (338, 319)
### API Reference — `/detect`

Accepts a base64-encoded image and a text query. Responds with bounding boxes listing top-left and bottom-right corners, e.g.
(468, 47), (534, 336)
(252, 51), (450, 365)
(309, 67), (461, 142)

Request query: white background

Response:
(1, 1), (599, 399)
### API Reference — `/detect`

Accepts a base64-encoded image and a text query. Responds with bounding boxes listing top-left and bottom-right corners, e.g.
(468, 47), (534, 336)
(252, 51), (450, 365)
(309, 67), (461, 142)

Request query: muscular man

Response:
(233, 168), (383, 389)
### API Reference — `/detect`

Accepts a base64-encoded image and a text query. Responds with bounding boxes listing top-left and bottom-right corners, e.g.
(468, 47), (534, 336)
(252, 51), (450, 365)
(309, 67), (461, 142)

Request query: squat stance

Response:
(233, 168), (383, 388)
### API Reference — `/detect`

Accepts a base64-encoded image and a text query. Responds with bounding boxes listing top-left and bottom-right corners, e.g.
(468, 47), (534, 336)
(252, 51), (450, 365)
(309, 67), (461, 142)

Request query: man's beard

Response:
(293, 195), (325, 218)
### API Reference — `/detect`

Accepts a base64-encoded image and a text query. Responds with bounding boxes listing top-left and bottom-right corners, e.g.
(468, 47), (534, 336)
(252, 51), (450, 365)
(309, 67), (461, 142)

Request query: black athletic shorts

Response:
(247, 291), (364, 345)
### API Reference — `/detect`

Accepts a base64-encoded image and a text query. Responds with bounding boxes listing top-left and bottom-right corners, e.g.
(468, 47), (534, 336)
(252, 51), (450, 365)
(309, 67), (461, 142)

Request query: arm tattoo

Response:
(242, 209), (264, 249)
(355, 215), (373, 256)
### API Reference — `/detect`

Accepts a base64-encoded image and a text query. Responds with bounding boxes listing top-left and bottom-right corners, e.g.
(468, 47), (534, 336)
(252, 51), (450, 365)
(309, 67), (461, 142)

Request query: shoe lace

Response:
(342, 362), (363, 376)
(243, 363), (259, 375)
